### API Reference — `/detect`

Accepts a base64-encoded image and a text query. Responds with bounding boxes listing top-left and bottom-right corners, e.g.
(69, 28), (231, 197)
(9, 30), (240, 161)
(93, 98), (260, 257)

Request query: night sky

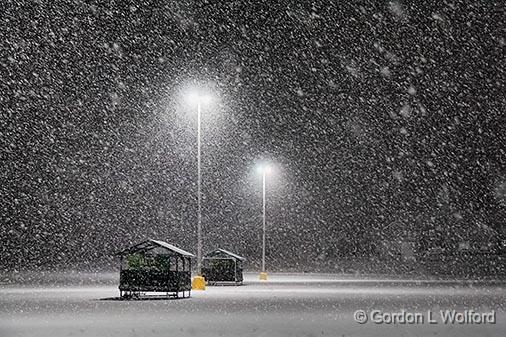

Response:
(1, 1), (505, 271)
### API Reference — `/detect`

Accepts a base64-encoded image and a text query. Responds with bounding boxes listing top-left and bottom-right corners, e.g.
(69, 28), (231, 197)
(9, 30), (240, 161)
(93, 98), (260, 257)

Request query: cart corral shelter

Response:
(202, 249), (245, 285)
(116, 239), (195, 299)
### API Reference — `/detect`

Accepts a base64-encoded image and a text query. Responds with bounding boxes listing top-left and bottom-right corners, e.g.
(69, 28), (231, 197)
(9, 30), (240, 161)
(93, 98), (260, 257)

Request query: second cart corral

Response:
(202, 249), (245, 285)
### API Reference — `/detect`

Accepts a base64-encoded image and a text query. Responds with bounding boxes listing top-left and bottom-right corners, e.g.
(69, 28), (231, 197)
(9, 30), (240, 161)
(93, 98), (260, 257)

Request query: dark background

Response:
(1, 0), (505, 272)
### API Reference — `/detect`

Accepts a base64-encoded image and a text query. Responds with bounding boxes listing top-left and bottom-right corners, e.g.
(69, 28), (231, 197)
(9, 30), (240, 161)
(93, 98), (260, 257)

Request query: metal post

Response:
(262, 170), (266, 273)
(197, 102), (202, 275)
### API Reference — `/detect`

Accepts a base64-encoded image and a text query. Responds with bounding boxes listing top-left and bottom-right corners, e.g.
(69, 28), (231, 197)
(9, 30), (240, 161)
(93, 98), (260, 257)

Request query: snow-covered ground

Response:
(1, 272), (505, 337)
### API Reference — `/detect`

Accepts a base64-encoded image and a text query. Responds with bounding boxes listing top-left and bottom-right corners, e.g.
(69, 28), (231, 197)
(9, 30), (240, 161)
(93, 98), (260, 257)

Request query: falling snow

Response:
(1, 0), (505, 274)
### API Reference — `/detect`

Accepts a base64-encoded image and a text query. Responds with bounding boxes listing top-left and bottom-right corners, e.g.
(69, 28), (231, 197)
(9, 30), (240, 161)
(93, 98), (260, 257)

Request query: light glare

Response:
(257, 164), (272, 175)
(186, 91), (212, 106)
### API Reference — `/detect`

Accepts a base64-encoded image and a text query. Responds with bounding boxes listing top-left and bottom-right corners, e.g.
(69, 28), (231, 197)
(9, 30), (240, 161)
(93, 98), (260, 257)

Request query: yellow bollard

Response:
(192, 276), (206, 290)
(259, 272), (268, 281)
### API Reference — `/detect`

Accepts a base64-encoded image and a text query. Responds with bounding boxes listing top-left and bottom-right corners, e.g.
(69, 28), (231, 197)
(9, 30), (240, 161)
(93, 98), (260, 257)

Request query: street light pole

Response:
(258, 165), (269, 281)
(197, 101), (202, 276)
(190, 93), (210, 291)
(262, 169), (266, 273)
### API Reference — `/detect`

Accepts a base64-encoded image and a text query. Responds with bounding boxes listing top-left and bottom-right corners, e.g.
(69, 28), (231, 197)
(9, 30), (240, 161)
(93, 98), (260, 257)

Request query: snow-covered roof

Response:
(204, 248), (245, 261)
(149, 239), (195, 257)
(117, 239), (195, 257)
